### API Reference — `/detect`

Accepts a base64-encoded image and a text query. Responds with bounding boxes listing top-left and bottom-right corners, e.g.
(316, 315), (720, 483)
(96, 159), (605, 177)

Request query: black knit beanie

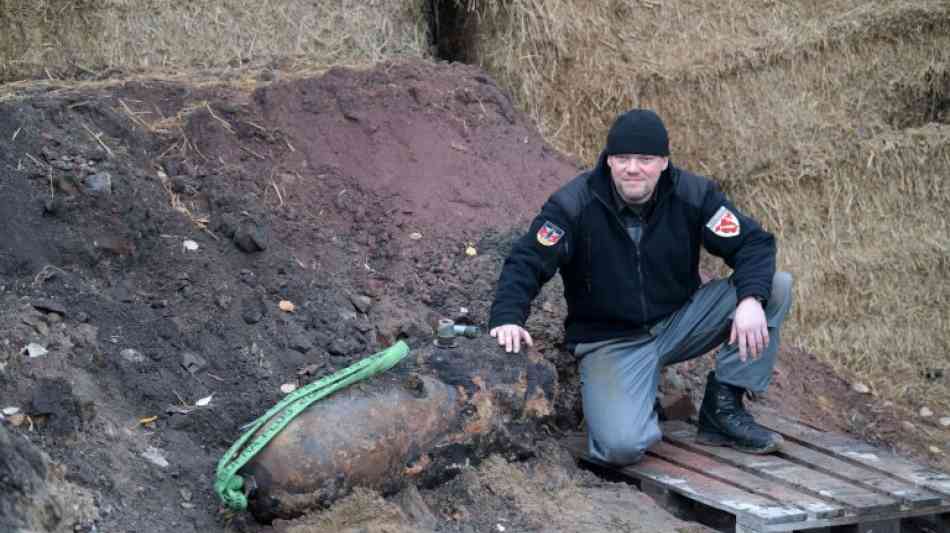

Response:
(605, 109), (670, 157)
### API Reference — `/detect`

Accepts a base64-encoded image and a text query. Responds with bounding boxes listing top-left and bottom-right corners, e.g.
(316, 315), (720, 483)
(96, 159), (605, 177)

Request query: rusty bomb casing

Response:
(241, 374), (458, 522)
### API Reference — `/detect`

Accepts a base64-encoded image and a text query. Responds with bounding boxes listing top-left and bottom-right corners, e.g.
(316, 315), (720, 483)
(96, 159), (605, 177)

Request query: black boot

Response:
(696, 371), (783, 454)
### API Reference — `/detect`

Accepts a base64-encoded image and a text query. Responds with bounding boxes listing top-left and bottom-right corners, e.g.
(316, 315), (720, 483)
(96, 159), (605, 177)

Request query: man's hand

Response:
(730, 297), (769, 362)
(490, 324), (534, 354)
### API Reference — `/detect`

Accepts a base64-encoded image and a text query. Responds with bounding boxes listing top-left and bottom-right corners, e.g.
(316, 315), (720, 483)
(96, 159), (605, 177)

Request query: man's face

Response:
(607, 154), (669, 204)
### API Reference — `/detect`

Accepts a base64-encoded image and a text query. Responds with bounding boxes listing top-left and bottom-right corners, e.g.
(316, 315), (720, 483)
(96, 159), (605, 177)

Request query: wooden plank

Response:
(756, 412), (950, 498)
(563, 435), (807, 527)
(768, 504), (950, 532)
(734, 524), (766, 533)
(649, 440), (845, 520)
(854, 518), (901, 532)
(662, 421), (902, 514)
(772, 436), (943, 508)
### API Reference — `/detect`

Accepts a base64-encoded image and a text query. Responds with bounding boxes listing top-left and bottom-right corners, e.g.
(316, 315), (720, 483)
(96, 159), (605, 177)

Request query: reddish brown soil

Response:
(0, 59), (938, 533)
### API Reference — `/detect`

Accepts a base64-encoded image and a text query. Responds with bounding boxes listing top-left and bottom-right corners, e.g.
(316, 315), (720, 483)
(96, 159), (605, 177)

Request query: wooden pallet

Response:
(564, 412), (950, 532)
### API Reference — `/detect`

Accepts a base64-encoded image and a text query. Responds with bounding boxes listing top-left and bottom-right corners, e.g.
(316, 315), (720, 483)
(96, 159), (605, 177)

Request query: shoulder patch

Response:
(706, 206), (741, 237)
(536, 221), (565, 246)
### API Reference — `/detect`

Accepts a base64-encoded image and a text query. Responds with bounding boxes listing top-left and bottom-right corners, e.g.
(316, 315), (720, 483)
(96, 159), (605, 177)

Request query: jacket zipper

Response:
(588, 171), (674, 324)
(597, 193), (649, 323)
(636, 248), (648, 322)
(586, 229), (593, 293)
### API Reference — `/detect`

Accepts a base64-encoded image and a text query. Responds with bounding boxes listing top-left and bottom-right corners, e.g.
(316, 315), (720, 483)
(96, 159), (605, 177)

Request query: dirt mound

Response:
(0, 59), (581, 532)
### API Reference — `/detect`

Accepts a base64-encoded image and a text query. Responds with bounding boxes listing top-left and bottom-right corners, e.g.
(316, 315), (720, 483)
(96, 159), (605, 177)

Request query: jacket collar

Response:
(589, 149), (676, 211)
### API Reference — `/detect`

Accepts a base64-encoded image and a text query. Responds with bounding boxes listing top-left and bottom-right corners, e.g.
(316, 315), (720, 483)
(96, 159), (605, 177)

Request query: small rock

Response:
(243, 309), (262, 324)
(180, 502), (195, 510)
(46, 313), (62, 324)
(2, 407), (20, 416)
(195, 394), (214, 407)
(179, 488), (192, 502)
(164, 160), (181, 177)
(32, 299), (67, 316)
(84, 172), (112, 194)
(171, 176), (188, 194)
(465, 246), (477, 256)
(349, 294), (372, 313)
(901, 421), (916, 432)
(120, 349), (146, 364)
(409, 232), (422, 240)
(920, 406), (934, 418)
(233, 224), (268, 253)
(242, 298), (266, 324)
(216, 294), (232, 310)
(213, 214), (238, 239)
(73, 324), (98, 347)
(182, 240), (199, 252)
(95, 237), (135, 257)
(939, 417), (950, 428)
(142, 446), (169, 468)
(22, 315), (49, 337)
(851, 382), (871, 394)
(23, 343), (48, 358)
(52, 158), (74, 171)
(289, 334), (313, 354)
(280, 383), (297, 394)
(929, 446), (943, 455)
(328, 339), (352, 356)
(181, 352), (208, 374)
(279, 300), (296, 312)
(43, 197), (64, 216)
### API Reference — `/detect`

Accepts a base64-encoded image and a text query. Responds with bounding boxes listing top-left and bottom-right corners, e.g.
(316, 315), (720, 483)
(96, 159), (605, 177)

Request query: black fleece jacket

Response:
(488, 152), (776, 345)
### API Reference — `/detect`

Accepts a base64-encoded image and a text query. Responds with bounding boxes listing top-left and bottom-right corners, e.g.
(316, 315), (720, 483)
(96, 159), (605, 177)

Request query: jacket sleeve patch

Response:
(706, 206), (741, 237)
(536, 221), (565, 246)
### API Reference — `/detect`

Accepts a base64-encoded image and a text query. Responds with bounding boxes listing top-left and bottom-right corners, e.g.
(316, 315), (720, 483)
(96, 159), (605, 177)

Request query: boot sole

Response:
(696, 431), (783, 455)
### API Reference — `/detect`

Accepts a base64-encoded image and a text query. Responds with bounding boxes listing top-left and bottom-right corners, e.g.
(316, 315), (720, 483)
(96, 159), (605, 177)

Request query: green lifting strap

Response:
(214, 340), (410, 511)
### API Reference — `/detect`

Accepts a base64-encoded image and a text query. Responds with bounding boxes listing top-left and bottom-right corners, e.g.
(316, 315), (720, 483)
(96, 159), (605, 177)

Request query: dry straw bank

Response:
(467, 0), (950, 414)
(0, 0), (429, 82)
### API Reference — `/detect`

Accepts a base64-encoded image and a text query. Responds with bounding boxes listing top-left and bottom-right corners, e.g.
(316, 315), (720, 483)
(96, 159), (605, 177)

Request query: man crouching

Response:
(488, 109), (793, 465)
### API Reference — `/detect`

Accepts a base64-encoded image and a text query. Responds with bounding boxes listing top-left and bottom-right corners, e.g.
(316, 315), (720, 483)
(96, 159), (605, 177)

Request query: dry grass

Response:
(0, 0), (429, 83)
(468, 0), (950, 416)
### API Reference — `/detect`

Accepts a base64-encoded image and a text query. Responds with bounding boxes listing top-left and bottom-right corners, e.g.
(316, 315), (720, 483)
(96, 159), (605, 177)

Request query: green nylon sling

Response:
(214, 340), (410, 511)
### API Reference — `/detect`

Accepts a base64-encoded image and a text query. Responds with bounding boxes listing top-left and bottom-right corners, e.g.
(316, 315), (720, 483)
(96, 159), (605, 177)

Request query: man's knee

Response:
(594, 427), (661, 466)
(769, 271), (794, 309)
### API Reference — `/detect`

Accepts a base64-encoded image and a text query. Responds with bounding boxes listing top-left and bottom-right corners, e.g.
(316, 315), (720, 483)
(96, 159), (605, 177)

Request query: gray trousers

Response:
(576, 272), (794, 465)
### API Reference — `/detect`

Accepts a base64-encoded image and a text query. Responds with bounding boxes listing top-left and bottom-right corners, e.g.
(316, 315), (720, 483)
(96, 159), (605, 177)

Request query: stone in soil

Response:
(121, 348), (146, 363)
(31, 298), (67, 316)
(234, 223), (268, 253)
(83, 172), (112, 194)
(181, 351), (208, 374)
(349, 293), (373, 313)
(23, 343), (48, 358)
